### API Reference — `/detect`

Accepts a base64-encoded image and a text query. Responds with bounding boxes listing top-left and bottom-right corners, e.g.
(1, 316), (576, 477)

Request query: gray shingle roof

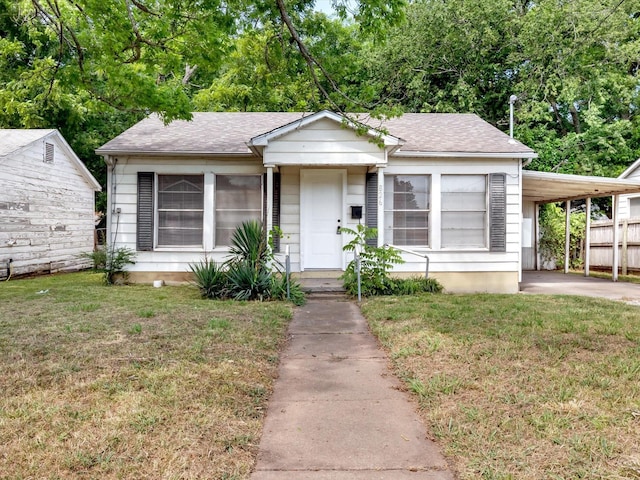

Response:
(0, 129), (56, 156)
(96, 112), (535, 156)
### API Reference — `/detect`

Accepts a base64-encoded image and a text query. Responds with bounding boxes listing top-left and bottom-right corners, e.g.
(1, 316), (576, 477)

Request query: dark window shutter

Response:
(365, 173), (378, 246)
(263, 172), (281, 252)
(489, 173), (506, 252)
(137, 172), (154, 251)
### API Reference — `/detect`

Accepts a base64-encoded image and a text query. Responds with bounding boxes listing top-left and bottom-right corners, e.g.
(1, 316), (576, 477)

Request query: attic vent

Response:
(44, 142), (54, 163)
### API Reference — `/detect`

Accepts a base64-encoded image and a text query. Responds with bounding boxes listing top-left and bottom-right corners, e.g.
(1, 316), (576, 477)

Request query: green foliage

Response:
(539, 203), (587, 269)
(390, 277), (443, 295)
(270, 273), (306, 306)
(340, 224), (404, 297)
(82, 245), (136, 284)
(189, 258), (228, 299)
(189, 220), (304, 304)
(364, 0), (640, 178)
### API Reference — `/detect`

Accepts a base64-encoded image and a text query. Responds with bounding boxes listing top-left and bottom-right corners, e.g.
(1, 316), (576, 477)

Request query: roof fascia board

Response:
(619, 157), (640, 179)
(523, 170), (640, 187)
(392, 151), (537, 159)
(48, 131), (102, 191)
(96, 150), (257, 158)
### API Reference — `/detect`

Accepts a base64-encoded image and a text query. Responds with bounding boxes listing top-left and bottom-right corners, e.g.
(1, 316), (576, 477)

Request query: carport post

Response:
(612, 195), (620, 282)
(564, 200), (571, 274)
(584, 197), (591, 277)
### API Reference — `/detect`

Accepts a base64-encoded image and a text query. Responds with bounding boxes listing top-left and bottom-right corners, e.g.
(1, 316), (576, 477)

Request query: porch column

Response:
(535, 203), (541, 270)
(265, 165), (274, 236)
(377, 166), (385, 247)
(584, 197), (591, 277)
(612, 194), (620, 282)
(564, 200), (571, 274)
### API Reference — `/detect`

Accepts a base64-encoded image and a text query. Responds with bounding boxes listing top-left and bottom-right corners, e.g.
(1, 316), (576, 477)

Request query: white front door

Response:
(301, 169), (345, 269)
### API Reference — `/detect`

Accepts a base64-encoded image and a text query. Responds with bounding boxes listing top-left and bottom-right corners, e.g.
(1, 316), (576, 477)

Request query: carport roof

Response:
(523, 170), (640, 203)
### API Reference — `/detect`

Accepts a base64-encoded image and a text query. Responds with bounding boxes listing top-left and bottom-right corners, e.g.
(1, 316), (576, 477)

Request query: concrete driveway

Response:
(520, 271), (640, 305)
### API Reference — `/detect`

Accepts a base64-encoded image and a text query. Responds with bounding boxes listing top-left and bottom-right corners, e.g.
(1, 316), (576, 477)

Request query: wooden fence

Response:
(589, 218), (640, 273)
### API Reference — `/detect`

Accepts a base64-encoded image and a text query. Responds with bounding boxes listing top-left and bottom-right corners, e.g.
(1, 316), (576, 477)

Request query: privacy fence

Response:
(589, 218), (640, 273)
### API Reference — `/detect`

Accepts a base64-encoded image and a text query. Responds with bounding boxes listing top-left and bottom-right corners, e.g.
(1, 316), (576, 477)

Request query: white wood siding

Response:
(263, 118), (385, 166)
(109, 156), (265, 273)
(110, 153), (522, 282)
(385, 157), (522, 274)
(0, 136), (96, 278)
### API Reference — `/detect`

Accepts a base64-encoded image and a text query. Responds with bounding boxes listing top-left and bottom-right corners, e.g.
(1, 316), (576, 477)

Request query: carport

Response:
(522, 170), (640, 281)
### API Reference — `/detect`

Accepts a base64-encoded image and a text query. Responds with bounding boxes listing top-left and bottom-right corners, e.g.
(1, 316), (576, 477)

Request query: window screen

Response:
(215, 175), (262, 246)
(441, 175), (487, 248)
(383, 175), (430, 246)
(157, 175), (204, 247)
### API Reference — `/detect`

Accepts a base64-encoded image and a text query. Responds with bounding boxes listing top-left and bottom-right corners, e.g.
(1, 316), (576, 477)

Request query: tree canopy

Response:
(1, 0), (639, 208)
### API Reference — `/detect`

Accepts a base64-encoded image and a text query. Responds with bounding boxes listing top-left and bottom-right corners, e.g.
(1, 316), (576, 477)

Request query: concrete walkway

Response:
(521, 271), (640, 305)
(251, 294), (454, 480)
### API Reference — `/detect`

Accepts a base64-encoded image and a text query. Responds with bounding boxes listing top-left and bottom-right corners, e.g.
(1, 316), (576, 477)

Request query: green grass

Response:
(575, 270), (640, 284)
(0, 272), (293, 479)
(362, 293), (640, 480)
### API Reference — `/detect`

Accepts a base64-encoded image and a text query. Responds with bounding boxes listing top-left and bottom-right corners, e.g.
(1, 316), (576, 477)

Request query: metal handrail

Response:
(384, 244), (430, 278)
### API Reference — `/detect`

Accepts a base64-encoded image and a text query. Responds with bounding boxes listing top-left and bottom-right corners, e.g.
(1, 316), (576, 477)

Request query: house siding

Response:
(263, 118), (385, 166)
(384, 157), (522, 291)
(0, 136), (96, 278)
(109, 156), (266, 273)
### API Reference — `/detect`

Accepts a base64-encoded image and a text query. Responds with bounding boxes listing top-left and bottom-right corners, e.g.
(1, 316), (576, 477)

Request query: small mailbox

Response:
(351, 206), (363, 219)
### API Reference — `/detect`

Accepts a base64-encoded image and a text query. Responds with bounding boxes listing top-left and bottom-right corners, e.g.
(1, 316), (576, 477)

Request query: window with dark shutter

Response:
(137, 172), (154, 251)
(489, 173), (507, 252)
(365, 173), (378, 246)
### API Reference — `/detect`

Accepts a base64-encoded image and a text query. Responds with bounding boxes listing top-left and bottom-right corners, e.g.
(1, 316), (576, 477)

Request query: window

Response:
(441, 175), (487, 248)
(384, 175), (430, 246)
(157, 175), (204, 247)
(215, 175), (262, 246)
(630, 197), (640, 218)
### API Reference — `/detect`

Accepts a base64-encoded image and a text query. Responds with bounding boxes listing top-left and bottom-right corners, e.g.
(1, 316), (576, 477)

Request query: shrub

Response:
(81, 245), (136, 285)
(391, 276), (443, 295)
(189, 258), (228, 299)
(189, 220), (305, 305)
(340, 224), (404, 297)
(271, 273), (306, 306)
(539, 203), (586, 269)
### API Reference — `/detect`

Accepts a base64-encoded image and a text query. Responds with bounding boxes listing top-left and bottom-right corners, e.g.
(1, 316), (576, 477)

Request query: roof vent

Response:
(44, 142), (54, 163)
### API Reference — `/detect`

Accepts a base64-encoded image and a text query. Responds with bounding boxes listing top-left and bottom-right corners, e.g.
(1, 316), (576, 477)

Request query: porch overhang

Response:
(522, 170), (640, 203)
(248, 110), (403, 168)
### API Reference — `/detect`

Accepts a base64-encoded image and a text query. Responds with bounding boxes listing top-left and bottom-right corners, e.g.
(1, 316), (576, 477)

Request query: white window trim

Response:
(383, 174), (431, 248)
(154, 173), (206, 249)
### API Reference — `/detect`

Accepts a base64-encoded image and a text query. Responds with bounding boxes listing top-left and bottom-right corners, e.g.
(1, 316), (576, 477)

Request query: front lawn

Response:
(0, 272), (292, 479)
(362, 294), (640, 480)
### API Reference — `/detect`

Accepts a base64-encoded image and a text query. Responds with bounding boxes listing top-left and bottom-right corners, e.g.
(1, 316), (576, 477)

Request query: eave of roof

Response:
(523, 170), (640, 203)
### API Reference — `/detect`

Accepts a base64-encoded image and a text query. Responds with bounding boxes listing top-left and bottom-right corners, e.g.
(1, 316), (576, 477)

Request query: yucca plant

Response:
(189, 258), (227, 299)
(227, 219), (270, 269)
(226, 260), (272, 301)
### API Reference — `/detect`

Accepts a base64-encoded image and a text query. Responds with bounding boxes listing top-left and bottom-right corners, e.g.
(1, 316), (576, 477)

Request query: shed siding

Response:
(0, 136), (96, 278)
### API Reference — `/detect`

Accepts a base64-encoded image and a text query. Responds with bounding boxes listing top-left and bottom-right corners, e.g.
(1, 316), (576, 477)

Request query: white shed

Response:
(0, 129), (101, 279)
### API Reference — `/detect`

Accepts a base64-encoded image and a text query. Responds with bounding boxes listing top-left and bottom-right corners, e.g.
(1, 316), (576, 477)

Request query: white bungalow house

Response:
(96, 110), (640, 293)
(0, 129), (101, 279)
